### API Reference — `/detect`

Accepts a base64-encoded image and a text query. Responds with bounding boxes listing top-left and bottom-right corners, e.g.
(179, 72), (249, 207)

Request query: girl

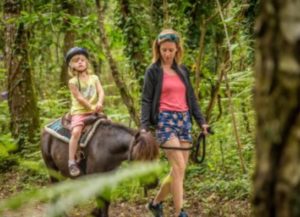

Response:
(141, 29), (209, 217)
(66, 47), (105, 177)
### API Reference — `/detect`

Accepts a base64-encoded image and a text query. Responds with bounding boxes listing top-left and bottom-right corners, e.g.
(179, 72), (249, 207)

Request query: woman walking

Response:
(140, 29), (209, 217)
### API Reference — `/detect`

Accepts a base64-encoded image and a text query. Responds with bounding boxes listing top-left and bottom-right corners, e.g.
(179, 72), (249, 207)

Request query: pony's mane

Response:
(129, 131), (159, 161)
(98, 121), (136, 135)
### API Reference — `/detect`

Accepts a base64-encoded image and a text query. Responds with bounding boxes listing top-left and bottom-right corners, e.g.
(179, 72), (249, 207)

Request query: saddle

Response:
(45, 112), (111, 148)
(61, 112), (109, 130)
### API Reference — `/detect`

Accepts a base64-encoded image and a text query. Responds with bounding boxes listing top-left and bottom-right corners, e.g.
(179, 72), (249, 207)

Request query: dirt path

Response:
(1, 194), (249, 217)
(0, 170), (250, 217)
(1, 200), (203, 217)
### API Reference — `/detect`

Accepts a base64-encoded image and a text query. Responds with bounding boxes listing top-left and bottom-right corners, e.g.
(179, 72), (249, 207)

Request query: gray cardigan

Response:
(141, 61), (206, 130)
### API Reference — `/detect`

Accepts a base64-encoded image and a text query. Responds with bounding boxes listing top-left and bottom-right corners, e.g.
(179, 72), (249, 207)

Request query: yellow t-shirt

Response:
(69, 74), (99, 115)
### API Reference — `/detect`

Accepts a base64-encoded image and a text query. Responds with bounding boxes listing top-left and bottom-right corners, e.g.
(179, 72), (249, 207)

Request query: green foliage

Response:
(0, 134), (17, 157)
(0, 101), (18, 172)
(0, 101), (9, 134)
(0, 162), (161, 217)
(111, 160), (167, 201)
(39, 88), (70, 125)
(0, 1), (256, 215)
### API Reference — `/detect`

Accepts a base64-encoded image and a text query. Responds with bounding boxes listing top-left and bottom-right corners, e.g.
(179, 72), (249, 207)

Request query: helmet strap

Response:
(77, 75), (81, 92)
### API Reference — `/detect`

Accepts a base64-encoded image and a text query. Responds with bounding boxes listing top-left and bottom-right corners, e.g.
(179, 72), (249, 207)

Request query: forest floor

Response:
(0, 169), (251, 217)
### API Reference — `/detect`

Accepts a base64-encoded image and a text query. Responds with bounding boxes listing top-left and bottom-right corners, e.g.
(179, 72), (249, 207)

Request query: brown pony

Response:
(41, 121), (159, 217)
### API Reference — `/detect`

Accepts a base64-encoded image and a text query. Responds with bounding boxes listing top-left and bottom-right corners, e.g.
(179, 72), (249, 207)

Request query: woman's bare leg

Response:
(153, 137), (186, 216)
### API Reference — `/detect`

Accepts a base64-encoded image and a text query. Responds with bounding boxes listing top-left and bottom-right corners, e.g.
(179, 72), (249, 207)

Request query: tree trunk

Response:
(118, 0), (147, 89)
(253, 1), (300, 216)
(3, 0), (40, 149)
(185, 0), (205, 50)
(194, 19), (207, 99)
(59, 0), (76, 87)
(151, 0), (164, 33)
(95, 0), (140, 126)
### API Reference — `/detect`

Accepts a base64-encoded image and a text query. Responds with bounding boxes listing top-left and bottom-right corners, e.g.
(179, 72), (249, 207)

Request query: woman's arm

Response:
(141, 68), (154, 131)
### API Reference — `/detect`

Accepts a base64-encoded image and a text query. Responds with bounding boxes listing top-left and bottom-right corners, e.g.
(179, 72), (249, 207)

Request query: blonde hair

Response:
(152, 29), (184, 64)
(68, 55), (93, 77)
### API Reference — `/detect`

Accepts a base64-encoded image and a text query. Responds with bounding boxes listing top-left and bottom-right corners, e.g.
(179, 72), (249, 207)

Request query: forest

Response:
(1, 0), (299, 217)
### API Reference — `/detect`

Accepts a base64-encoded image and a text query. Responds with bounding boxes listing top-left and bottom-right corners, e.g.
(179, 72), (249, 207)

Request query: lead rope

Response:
(192, 132), (206, 164)
(192, 128), (214, 164)
(160, 145), (193, 150)
(159, 128), (213, 164)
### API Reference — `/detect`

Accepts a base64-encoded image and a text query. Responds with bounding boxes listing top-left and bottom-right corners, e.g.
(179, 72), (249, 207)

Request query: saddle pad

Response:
(44, 118), (104, 147)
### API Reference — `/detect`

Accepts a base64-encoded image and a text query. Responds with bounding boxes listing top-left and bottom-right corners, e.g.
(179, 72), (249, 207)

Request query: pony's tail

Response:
(130, 131), (159, 161)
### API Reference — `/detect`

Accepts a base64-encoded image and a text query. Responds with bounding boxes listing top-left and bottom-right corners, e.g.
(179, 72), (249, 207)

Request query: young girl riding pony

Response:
(66, 47), (105, 177)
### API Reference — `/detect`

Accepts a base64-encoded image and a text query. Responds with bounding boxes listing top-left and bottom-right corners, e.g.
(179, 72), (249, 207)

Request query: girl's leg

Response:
(69, 125), (83, 161)
(69, 125), (83, 176)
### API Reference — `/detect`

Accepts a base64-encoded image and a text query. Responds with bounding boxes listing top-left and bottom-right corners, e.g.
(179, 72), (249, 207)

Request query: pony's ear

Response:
(135, 131), (141, 140)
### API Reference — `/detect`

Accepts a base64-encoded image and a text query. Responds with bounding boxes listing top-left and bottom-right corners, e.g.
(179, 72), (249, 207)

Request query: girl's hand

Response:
(95, 102), (103, 113)
(201, 124), (210, 135)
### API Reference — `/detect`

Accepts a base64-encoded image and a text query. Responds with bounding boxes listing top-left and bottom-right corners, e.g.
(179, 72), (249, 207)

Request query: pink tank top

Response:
(159, 72), (188, 112)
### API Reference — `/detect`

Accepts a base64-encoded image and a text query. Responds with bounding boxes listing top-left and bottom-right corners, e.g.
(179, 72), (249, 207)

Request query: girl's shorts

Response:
(156, 111), (192, 145)
(71, 114), (89, 130)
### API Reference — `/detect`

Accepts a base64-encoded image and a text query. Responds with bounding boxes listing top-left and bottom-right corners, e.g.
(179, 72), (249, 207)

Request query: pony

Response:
(41, 121), (159, 217)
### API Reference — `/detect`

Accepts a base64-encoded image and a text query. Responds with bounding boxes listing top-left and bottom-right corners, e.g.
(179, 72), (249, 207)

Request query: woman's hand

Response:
(140, 129), (147, 133)
(201, 124), (210, 135)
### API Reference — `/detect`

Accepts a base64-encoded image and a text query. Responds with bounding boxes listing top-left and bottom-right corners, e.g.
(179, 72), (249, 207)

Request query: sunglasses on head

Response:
(157, 33), (179, 43)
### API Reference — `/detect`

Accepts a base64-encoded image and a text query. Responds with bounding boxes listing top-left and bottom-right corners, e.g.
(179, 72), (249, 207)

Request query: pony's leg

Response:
(41, 131), (62, 183)
(143, 177), (159, 197)
(91, 196), (110, 217)
(100, 200), (110, 217)
(43, 158), (62, 183)
(42, 156), (60, 183)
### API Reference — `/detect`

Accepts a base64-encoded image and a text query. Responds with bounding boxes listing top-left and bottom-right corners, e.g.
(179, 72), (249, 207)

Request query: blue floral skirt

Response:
(156, 111), (192, 145)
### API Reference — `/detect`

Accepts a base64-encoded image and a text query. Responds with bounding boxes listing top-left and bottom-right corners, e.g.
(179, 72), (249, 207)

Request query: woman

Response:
(140, 29), (209, 217)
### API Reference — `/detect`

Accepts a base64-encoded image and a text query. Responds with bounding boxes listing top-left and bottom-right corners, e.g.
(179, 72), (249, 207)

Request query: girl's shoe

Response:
(69, 163), (80, 177)
(178, 209), (188, 217)
(146, 200), (163, 217)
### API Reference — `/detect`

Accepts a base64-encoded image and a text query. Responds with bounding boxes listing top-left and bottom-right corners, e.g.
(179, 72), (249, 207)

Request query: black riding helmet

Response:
(65, 47), (89, 65)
